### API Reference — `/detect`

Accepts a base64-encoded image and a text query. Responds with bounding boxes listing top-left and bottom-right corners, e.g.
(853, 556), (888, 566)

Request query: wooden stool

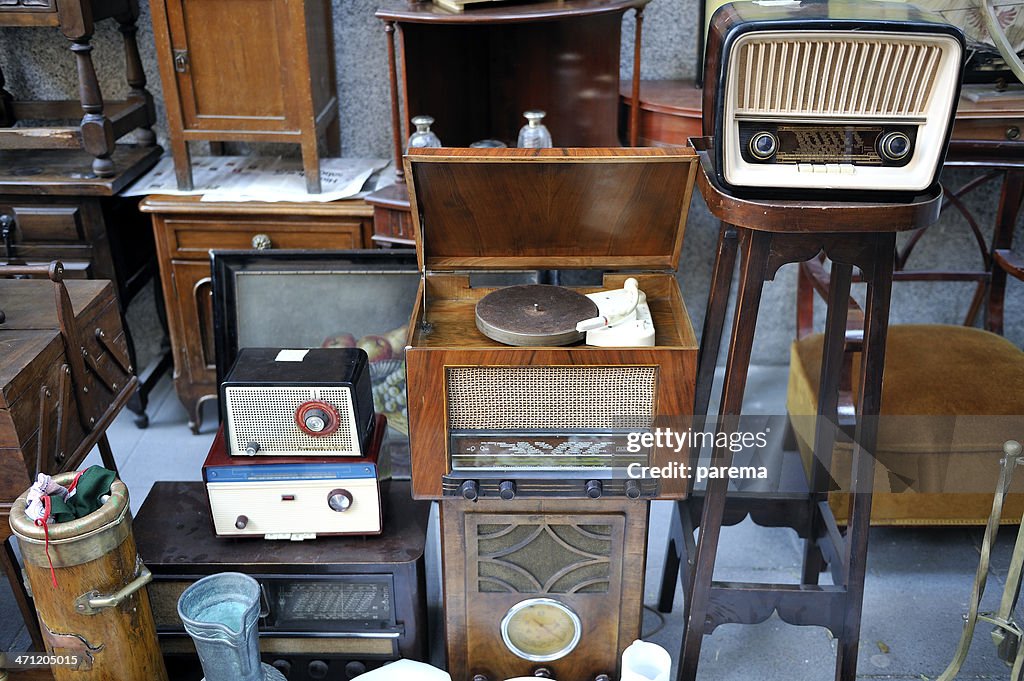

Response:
(670, 139), (942, 681)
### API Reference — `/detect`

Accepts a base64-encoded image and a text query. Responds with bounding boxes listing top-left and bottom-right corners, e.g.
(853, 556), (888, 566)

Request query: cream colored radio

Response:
(202, 416), (390, 539)
(704, 0), (966, 196)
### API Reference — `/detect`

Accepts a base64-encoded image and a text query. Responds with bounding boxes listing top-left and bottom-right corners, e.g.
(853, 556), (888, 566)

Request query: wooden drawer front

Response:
(9, 205), (83, 242)
(168, 219), (365, 258)
(0, 0), (56, 12)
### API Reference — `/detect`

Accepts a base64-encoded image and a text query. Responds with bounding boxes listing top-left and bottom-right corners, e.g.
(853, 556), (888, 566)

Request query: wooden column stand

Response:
(671, 139), (942, 681)
(0, 0), (157, 177)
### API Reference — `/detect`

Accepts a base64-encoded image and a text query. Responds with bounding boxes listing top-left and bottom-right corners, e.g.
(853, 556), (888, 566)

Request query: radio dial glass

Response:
(500, 598), (582, 662)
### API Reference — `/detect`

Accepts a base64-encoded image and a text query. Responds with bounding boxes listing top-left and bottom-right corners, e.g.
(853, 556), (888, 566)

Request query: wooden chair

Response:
(787, 172), (1024, 526)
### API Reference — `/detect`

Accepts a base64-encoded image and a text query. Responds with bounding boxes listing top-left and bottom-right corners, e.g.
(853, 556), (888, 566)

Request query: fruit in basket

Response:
(357, 335), (393, 362)
(321, 332), (356, 349)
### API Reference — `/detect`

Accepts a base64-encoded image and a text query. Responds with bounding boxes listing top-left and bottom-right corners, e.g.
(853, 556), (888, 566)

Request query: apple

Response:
(321, 332), (357, 349)
(357, 335), (393, 362)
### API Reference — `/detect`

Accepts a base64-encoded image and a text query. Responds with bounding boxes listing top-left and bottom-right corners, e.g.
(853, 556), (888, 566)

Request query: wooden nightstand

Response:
(141, 196), (374, 433)
(150, 0), (339, 194)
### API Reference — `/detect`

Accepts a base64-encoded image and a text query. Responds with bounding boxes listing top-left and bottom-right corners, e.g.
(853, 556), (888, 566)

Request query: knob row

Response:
(458, 479), (642, 500)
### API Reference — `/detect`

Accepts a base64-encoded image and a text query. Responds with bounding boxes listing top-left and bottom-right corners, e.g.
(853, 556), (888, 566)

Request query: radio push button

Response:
(327, 488), (353, 512)
(585, 479), (603, 499)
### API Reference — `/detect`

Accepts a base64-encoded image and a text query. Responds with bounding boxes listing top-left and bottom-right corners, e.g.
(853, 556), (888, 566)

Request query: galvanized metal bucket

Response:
(177, 572), (284, 681)
(9, 472), (168, 681)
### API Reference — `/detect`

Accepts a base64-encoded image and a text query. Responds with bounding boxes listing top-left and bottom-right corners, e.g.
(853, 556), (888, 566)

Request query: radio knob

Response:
(748, 131), (778, 161)
(327, 489), (353, 512)
(307, 660), (329, 680)
(498, 480), (517, 501)
(245, 441), (260, 456)
(303, 408), (329, 433)
(878, 131), (912, 162)
(533, 668), (554, 678)
(271, 659), (292, 677)
(594, 675), (611, 681)
(235, 515), (248, 530)
(344, 661), (366, 679)
(625, 479), (642, 499)
(460, 480), (480, 501)
(585, 479), (603, 499)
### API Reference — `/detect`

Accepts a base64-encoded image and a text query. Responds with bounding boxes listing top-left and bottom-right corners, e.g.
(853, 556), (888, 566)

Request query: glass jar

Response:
(407, 115), (442, 150)
(517, 110), (553, 149)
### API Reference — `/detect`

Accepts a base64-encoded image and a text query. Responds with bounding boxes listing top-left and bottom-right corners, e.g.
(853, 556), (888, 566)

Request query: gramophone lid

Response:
(404, 147), (697, 273)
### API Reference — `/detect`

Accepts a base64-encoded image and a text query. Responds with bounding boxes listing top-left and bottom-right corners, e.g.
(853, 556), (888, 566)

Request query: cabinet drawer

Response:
(952, 117), (1024, 143)
(5, 204), (83, 243)
(167, 219), (366, 257)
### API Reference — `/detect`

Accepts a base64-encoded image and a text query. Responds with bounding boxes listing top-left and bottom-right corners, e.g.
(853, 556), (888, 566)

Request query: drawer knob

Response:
(251, 233), (273, 250)
(1007, 126), (1021, 141)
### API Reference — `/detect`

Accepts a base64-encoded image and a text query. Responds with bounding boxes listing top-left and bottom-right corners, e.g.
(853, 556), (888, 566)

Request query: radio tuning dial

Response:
(748, 131), (778, 161)
(327, 489), (353, 512)
(460, 480), (480, 501)
(235, 515), (248, 530)
(585, 480), (603, 499)
(878, 131), (912, 162)
(624, 479), (642, 499)
(295, 400), (340, 437)
(499, 480), (517, 501)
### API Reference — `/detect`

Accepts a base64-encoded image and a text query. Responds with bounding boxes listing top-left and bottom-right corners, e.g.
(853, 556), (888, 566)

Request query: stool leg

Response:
(679, 229), (771, 681)
(836, 233), (894, 681)
(70, 39), (115, 177)
(302, 136), (322, 194)
(987, 170), (1024, 334)
(802, 262), (854, 585)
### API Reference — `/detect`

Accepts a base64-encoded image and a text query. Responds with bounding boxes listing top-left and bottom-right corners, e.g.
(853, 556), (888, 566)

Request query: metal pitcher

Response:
(177, 572), (284, 681)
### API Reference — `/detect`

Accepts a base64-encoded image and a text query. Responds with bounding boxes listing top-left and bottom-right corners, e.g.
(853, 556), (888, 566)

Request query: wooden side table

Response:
(0, 0), (157, 176)
(141, 196), (374, 434)
(675, 139), (942, 681)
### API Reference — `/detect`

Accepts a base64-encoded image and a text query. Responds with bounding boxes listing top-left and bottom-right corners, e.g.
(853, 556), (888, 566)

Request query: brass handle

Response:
(251, 233), (273, 250)
(74, 563), (152, 615)
(173, 49), (189, 73)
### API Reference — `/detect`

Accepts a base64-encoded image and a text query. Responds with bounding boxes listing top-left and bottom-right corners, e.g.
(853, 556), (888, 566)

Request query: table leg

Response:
(987, 170), (1024, 335)
(679, 229), (772, 681)
(801, 262), (854, 585)
(659, 222), (738, 613)
(69, 39), (115, 178)
(835, 232), (895, 681)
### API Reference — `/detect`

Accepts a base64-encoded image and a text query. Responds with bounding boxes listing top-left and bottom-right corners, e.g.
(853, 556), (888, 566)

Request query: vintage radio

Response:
(203, 416), (389, 539)
(440, 497), (648, 681)
(135, 480), (429, 681)
(704, 0), (966, 196)
(402, 147), (699, 501)
(221, 347), (376, 457)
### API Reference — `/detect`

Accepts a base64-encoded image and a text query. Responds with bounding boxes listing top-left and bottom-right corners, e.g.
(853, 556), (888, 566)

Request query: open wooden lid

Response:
(404, 147), (698, 271)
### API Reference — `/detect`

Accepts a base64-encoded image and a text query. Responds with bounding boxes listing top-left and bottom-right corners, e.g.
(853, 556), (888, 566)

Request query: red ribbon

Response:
(33, 495), (58, 588)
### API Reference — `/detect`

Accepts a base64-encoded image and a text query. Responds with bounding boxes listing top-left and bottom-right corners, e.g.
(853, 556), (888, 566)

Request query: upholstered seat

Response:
(788, 324), (1024, 525)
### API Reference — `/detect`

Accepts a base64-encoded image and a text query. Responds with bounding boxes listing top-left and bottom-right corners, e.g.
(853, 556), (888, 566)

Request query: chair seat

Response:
(787, 324), (1024, 523)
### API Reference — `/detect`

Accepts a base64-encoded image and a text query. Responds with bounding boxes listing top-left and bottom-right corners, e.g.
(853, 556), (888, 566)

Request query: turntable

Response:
(402, 147), (700, 500)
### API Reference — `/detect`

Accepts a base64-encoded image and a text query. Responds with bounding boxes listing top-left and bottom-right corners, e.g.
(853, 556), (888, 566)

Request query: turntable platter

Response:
(475, 285), (598, 347)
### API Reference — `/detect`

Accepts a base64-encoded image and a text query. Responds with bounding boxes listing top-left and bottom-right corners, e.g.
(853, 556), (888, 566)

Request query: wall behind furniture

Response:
(1, 0), (1019, 365)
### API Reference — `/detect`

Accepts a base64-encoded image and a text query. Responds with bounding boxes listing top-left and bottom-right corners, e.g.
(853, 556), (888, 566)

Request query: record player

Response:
(403, 147), (700, 500)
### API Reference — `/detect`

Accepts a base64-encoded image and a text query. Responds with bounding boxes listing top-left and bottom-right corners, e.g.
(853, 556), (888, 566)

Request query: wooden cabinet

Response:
(142, 196), (374, 433)
(150, 0), (338, 193)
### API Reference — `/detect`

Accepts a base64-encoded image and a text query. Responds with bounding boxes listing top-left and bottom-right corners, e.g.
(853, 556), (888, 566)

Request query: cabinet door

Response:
(163, 0), (298, 133)
(169, 259), (217, 398)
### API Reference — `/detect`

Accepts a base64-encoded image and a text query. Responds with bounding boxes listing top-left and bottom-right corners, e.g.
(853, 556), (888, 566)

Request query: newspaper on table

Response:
(122, 155), (391, 203)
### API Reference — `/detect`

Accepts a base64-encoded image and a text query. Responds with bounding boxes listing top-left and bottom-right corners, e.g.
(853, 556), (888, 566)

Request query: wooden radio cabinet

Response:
(150, 0), (339, 193)
(141, 196), (374, 434)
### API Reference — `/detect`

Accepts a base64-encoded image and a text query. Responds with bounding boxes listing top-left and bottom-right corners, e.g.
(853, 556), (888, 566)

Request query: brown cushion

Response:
(787, 324), (1024, 498)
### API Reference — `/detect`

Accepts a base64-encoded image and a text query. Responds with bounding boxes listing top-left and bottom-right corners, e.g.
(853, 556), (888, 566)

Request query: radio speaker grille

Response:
(225, 386), (358, 455)
(734, 35), (943, 119)
(446, 366), (656, 430)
